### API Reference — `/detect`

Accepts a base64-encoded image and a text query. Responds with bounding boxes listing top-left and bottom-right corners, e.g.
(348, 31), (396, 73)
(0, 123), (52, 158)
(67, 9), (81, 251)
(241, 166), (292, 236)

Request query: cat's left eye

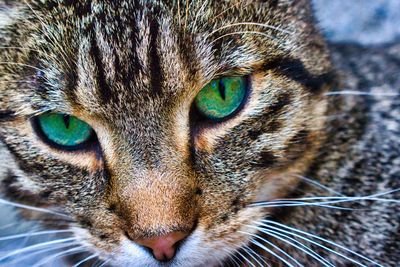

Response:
(34, 113), (96, 150)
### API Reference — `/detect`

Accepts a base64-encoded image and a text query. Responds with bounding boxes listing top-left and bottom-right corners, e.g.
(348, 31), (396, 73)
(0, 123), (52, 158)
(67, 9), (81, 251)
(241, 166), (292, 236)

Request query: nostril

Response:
(135, 231), (189, 262)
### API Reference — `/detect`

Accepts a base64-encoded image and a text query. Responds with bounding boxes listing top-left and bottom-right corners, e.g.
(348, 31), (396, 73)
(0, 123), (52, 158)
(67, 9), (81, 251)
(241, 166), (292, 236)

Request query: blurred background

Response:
(1, 0), (400, 266)
(314, 0), (400, 44)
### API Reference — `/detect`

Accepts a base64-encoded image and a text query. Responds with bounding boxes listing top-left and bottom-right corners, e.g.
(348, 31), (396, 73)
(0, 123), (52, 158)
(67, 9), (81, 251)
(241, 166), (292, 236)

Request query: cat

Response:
(0, 0), (399, 266)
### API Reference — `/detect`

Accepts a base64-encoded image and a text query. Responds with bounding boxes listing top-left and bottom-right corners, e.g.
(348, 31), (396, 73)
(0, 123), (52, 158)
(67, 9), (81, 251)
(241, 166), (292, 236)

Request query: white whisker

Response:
(242, 244), (269, 267)
(240, 230), (300, 267)
(6, 242), (78, 265)
(248, 225), (334, 267)
(0, 229), (72, 242)
(0, 46), (41, 53)
(210, 31), (278, 45)
(212, 1), (248, 21)
(32, 245), (86, 267)
(259, 220), (383, 267)
(0, 222), (19, 231)
(250, 200), (356, 210)
(221, 247), (241, 267)
(0, 237), (76, 262)
(72, 254), (99, 267)
(192, 0), (209, 32)
(292, 174), (344, 196)
(250, 239), (294, 267)
(231, 251), (245, 267)
(0, 198), (71, 219)
(237, 248), (256, 267)
(0, 62), (48, 74)
(98, 259), (111, 267)
(250, 188), (400, 208)
(325, 91), (399, 96)
(206, 22), (293, 39)
(22, 0), (73, 69)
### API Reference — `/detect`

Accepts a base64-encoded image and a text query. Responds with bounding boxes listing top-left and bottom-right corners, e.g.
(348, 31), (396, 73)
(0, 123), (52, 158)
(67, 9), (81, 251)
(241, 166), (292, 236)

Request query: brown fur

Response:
(4, 1), (397, 266)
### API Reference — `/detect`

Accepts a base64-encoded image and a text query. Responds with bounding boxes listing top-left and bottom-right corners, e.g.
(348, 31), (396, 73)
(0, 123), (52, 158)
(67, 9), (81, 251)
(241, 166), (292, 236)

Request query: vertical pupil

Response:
(63, 115), (71, 129)
(218, 79), (226, 100)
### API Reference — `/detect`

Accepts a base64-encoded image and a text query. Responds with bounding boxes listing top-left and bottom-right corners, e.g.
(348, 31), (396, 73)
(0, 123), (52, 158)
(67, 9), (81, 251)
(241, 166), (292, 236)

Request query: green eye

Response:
(194, 76), (247, 120)
(36, 113), (94, 148)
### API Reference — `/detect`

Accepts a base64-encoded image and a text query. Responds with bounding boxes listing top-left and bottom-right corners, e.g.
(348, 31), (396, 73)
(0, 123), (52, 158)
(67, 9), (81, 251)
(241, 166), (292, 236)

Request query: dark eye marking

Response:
(268, 92), (292, 116)
(1, 171), (45, 204)
(242, 92), (292, 141)
(264, 57), (335, 93)
(252, 149), (277, 168)
(0, 110), (16, 122)
(285, 129), (311, 161)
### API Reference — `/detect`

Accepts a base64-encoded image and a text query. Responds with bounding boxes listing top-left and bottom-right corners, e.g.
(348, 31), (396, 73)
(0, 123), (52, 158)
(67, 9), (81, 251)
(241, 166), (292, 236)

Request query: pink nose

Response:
(135, 231), (189, 261)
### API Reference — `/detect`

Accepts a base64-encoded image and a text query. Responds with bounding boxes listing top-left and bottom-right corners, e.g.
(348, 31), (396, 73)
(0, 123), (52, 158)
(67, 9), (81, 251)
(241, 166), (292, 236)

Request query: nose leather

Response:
(135, 231), (189, 261)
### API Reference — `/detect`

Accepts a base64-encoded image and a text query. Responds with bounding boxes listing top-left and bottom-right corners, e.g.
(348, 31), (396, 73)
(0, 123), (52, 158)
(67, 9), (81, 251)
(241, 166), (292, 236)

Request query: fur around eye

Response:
(194, 76), (247, 120)
(34, 113), (96, 150)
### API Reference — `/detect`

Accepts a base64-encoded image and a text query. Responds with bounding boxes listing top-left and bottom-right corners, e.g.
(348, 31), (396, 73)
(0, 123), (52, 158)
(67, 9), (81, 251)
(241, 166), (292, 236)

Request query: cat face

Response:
(0, 0), (334, 266)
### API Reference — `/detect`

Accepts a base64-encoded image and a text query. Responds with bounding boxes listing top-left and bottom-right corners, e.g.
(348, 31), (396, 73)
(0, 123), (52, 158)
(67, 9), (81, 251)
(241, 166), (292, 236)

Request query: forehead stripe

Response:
(264, 57), (335, 93)
(148, 11), (163, 96)
(89, 36), (113, 104)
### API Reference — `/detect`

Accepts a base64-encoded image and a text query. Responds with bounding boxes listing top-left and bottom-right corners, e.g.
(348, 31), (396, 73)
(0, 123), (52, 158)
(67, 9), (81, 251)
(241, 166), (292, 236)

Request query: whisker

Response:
(0, 46), (41, 53)
(5, 242), (79, 266)
(22, 0), (73, 69)
(210, 31), (278, 45)
(325, 91), (399, 97)
(98, 259), (111, 267)
(279, 187), (400, 202)
(206, 22), (293, 39)
(0, 222), (19, 231)
(192, 0), (209, 32)
(250, 200), (356, 210)
(177, 0), (181, 26)
(91, 258), (106, 267)
(32, 245), (86, 267)
(236, 248), (256, 267)
(248, 225), (334, 267)
(0, 80), (34, 84)
(259, 220), (383, 267)
(0, 198), (72, 219)
(231, 251), (246, 267)
(0, 62), (48, 74)
(72, 253), (99, 267)
(212, 1), (250, 21)
(0, 237), (77, 262)
(184, 0), (189, 31)
(292, 174), (344, 196)
(250, 188), (400, 208)
(242, 244), (269, 267)
(221, 247), (241, 267)
(0, 229), (72, 242)
(250, 239), (294, 267)
(240, 230), (300, 267)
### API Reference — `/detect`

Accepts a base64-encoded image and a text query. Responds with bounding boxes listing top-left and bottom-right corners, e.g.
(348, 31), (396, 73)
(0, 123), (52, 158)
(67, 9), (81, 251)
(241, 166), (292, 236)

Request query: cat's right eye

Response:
(33, 113), (97, 151)
(194, 76), (247, 121)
